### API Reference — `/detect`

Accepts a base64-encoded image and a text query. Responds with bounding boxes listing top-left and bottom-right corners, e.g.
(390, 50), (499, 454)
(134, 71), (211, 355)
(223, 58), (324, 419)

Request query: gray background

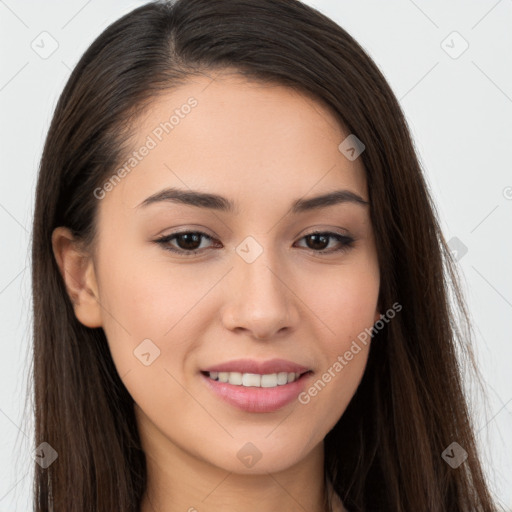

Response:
(1, 0), (511, 510)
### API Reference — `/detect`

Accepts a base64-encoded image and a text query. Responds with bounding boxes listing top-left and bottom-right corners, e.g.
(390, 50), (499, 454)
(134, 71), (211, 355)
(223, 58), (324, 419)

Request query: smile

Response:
(204, 371), (304, 388)
(200, 370), (313, 413)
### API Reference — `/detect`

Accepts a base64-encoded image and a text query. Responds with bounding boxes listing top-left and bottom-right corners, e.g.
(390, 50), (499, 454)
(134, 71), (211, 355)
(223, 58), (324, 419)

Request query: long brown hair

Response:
(30, 0), (499, 510)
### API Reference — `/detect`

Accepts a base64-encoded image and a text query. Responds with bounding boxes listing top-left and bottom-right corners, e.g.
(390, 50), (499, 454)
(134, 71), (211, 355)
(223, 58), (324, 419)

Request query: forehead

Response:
(102, 71), (368, 214)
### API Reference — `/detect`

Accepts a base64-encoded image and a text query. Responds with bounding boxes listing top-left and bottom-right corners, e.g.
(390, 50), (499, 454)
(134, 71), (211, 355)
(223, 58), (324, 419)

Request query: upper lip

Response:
(202, 358), (311, 375)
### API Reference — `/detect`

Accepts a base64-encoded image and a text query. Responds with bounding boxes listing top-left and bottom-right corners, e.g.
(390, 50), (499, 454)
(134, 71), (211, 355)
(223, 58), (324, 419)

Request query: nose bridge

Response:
(236, 233), (287, 303)
(221, 234), (299, 337)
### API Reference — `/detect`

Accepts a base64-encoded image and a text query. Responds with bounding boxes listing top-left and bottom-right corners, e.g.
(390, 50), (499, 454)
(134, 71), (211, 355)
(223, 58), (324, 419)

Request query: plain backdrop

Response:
(1, 0), (511, 510)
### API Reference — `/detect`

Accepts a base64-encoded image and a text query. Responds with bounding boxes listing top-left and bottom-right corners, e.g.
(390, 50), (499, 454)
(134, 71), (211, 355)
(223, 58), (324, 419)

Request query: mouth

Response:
(199, 358), (314, 412)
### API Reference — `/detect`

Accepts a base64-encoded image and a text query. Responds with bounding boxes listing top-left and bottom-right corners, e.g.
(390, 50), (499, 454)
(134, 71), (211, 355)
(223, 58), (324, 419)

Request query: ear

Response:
(51, 227), (103, 328)
(374, 310), (381, 324)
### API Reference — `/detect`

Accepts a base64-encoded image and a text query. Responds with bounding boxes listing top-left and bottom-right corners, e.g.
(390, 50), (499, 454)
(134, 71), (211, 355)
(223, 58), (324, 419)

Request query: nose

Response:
(220, 247), (300, 340)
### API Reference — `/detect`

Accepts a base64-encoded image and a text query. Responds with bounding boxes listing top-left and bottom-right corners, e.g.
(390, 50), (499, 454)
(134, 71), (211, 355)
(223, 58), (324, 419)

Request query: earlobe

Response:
(51, 227), (103, 328)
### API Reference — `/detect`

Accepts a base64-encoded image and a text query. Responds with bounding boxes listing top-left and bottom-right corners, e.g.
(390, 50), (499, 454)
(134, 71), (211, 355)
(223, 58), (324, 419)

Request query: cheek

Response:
(299, 343), (369, 440)
(96, 242), (199, 338)
(298, 282), (375, 434)
(94, 243), (222, 399)
(94, 259), (200, 415)
(297, 263), (378, 411)
(308, 263), (380, 341)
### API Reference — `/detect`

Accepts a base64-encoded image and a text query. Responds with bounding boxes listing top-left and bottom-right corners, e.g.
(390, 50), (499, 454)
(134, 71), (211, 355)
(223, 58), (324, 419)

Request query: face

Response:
(72, 71), (380, 475)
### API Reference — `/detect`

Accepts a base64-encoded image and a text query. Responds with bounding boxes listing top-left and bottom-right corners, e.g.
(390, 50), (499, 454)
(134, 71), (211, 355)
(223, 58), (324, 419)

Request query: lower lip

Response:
(200, 372), (312, 413)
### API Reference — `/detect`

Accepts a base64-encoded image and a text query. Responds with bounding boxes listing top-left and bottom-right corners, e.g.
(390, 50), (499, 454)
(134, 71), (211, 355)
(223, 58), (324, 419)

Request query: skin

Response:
(52, 70), (381, 512)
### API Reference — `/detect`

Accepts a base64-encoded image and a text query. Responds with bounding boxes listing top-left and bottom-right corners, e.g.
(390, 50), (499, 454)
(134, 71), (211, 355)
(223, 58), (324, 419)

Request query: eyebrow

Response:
(136, 187), (369, 214)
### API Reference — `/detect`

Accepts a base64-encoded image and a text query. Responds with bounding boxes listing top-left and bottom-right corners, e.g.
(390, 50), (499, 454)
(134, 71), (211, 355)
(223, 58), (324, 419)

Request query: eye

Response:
(154, 230), (355, 256)
(154, 230), (218, 256)
(294, 231), (355, 254)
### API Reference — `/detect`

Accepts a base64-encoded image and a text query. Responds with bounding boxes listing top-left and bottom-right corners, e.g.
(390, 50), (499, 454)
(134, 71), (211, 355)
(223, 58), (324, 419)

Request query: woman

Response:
(31, 0), (499, 510)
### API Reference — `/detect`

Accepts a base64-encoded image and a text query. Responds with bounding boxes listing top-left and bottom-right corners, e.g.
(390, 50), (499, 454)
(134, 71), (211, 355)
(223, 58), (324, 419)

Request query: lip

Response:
(200, 359), (313, 413)
(201, 358), (310, 375)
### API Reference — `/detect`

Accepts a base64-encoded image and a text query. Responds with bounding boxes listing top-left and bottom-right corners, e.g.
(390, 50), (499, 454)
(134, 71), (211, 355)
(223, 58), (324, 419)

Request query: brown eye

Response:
(172, 233), (204, 251)
(155, 231), (217, 256)
(295, 231), (355, 254)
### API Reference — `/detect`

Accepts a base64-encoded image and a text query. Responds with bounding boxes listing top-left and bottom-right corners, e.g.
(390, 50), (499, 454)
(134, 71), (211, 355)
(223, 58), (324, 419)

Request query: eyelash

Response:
(154, 230), (355, 257)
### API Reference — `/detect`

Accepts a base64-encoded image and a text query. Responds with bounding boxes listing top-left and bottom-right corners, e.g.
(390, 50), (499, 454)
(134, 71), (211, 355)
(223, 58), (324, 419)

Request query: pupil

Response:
(308, 234), (328, 250)
(179, 233), (201, 250)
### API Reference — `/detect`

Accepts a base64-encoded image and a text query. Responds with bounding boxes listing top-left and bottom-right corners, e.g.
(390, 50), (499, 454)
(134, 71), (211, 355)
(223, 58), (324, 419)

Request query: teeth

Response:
(243, 373), (261, 387)
(277, 372), (288, 385)
(260, 374), (275, 387)
(228, 372), (243, 385)
(207, 371), (301, 387)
